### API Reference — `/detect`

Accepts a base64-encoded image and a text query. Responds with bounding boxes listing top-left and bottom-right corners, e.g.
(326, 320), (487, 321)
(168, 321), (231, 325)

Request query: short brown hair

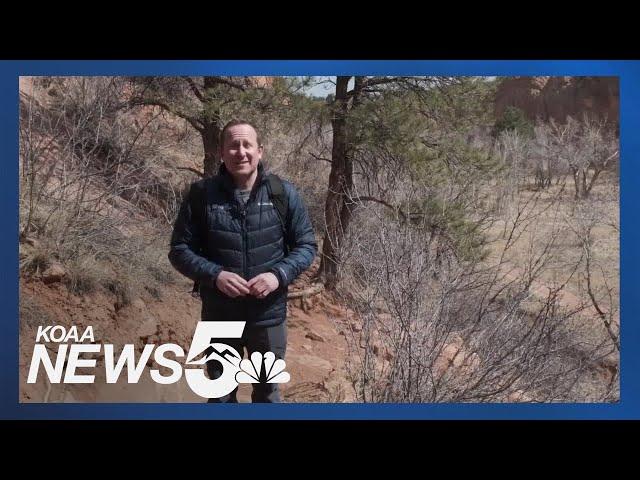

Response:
(220, 119), (262, 147)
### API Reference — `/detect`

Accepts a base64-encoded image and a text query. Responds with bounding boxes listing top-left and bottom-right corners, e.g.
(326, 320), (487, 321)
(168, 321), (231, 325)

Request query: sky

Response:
(305, 77), (334, 98)
(300, 76), (495, 98)
(301, 76), (354, 98)
(305, 77), (336, 98)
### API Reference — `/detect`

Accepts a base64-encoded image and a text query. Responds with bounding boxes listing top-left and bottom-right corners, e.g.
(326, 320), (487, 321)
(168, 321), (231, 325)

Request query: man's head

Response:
(219, 120), (263, 183)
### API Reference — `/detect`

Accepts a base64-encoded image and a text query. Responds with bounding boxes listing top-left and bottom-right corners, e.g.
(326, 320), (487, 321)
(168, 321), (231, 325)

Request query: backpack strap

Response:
(266, 174), (292, 252)
(189, 179), (210, 297)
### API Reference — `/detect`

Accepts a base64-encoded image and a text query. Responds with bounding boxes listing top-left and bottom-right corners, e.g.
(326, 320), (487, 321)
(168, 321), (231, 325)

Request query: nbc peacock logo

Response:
(237, 351), (291, 384)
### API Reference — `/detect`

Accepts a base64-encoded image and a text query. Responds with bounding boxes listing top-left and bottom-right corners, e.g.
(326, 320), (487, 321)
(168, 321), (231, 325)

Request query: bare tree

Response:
(493, 129), (529, 222)
(563, 200), (620, 351)
(532, 123), (554, 189)
(543, 116), (618, 199)
(333, 171), (618, 402)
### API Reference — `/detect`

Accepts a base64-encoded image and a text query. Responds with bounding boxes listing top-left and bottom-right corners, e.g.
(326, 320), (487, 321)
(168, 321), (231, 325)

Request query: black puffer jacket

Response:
(168, 163), (317, 327)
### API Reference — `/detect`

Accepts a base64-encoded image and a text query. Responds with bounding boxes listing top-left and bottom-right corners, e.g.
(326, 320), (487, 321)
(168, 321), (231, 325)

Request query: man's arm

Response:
(270, 182), (318, 288)
(168, 182), (223, 288)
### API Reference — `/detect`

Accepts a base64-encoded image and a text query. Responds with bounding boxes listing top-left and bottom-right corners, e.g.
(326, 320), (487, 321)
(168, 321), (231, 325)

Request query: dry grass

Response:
(485, 172), (618, 314)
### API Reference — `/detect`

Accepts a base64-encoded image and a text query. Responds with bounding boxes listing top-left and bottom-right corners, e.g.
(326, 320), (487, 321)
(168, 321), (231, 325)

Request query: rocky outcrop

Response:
(495, 76), (619, 128)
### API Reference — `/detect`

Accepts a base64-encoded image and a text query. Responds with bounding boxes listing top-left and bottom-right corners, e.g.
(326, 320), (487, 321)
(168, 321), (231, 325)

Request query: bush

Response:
(492, 106), (535, 139)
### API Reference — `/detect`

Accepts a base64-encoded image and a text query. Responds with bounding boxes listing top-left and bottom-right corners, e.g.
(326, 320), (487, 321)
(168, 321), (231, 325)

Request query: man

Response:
(168, 119), (317, 403)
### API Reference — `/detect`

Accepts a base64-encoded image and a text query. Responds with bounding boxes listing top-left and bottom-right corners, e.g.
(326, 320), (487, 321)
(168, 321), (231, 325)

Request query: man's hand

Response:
(247, 272), (280, 299)
(215, 271), (250, 298)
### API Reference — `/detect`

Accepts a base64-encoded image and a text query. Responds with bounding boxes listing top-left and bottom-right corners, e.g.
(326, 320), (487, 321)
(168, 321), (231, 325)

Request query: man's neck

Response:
(232, 168), (259, 191)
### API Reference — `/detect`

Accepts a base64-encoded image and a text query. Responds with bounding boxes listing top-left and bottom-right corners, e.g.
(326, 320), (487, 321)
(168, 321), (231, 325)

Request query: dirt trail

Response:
(20, 262), (356, 403)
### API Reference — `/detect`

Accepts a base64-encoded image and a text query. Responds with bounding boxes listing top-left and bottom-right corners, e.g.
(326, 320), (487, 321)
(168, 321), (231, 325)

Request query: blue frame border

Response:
(2, 60), (636, 419)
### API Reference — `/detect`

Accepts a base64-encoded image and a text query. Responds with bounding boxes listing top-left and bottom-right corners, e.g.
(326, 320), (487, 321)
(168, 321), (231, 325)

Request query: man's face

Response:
(220, 124), (263, 180)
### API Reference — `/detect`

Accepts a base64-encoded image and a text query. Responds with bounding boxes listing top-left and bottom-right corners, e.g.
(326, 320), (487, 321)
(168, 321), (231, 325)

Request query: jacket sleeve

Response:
(168, 182), (223, 287)
(270, 182), (318, 288)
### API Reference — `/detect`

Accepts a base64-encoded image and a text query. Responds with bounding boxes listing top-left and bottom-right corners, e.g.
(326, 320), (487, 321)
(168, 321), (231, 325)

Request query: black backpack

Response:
(189, 173), (290, 297)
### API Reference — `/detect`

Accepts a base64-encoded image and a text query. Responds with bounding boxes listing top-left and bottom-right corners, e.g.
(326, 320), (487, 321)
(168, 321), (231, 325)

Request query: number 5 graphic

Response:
(184, 321), (245, 399)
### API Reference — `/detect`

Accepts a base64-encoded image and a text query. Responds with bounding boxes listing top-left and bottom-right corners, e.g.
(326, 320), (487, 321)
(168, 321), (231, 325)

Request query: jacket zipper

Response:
(242, 184), (260, 280)
(241, 206), (248, 279)
(240, 205), (250, 319)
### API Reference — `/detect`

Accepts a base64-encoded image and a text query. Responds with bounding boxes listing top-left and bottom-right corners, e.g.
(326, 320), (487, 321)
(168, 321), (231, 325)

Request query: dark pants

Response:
(206, 322), (287, 403)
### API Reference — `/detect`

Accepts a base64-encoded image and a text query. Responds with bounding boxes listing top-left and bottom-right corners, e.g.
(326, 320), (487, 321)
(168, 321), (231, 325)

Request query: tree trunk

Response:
(202, 121), (221, 178)
(202, 77), (223, 178)
(573, 167), (590, 199)
(542, 156), (551, 188)
(319, 76), (353, 290)
(581, 167), (589, 198)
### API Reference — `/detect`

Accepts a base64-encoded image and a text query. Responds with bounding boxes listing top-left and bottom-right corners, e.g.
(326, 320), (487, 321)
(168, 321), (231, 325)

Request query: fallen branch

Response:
(176, 166), (204, 178)
(287, 283), (324, 299)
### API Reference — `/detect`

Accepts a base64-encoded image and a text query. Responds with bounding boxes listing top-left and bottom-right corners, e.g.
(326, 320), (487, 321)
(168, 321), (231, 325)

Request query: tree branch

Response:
(362, 76), (413, 88)
(585, 246), (619, 351)
(183, 77), (205, 103)
(175, 166), (204, 178)
(128, 98), (204, 133)
(601, 149), (619, 169)
(357, 196), (407, 222)
(309, 152), (332, 163)
(345, 76), (416, 97)
(205, 76), (246, 91)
